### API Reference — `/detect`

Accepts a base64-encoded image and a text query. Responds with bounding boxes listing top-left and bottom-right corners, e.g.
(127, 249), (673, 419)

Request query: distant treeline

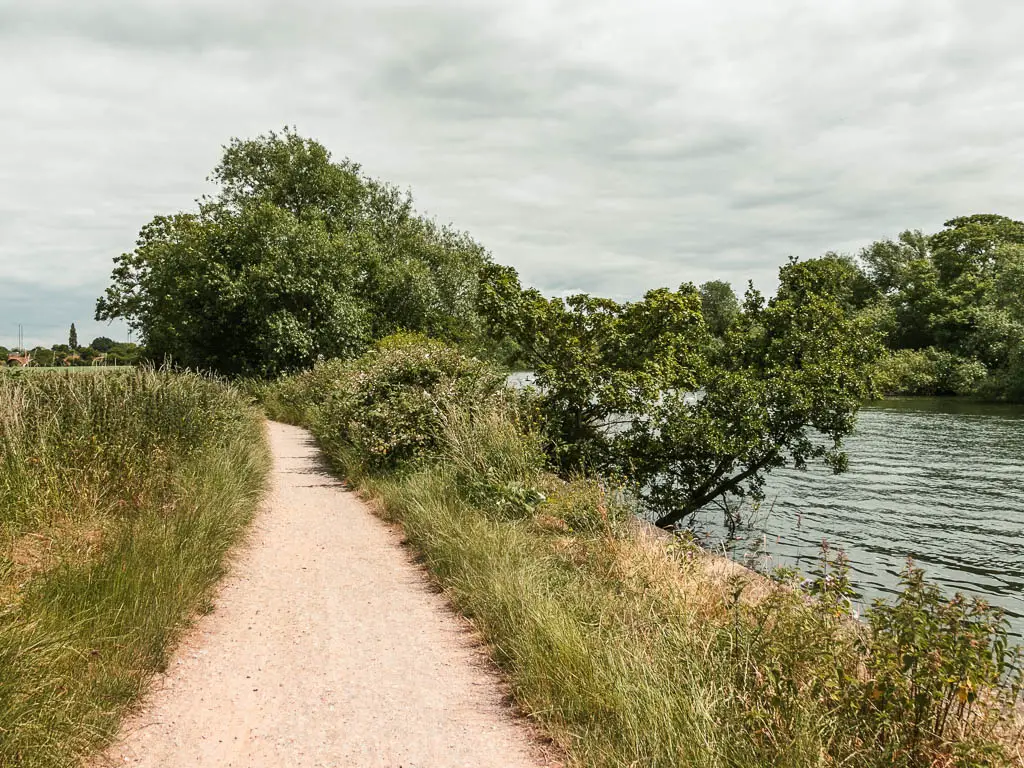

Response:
(698, 214), (1024, 402)
(859, 216), (1024, 401)
(2, 332), (142, 367)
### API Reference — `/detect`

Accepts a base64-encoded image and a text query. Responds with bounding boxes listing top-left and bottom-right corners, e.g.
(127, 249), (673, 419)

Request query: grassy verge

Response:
(260, 335), (1024, 768)
(0, 368), (270, 767)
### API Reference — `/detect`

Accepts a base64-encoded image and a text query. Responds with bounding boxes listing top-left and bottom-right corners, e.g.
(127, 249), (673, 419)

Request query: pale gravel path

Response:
(99, 421), (548, 768)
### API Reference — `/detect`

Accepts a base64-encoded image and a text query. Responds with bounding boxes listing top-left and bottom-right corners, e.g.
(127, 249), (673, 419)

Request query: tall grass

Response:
(261, 336), (1024, 768)
(0, 369), (270, 767)
(345, 410), (860, 767)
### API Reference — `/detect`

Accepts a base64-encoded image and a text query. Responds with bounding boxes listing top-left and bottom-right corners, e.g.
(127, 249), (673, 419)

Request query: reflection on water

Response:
(690, 398), (1024, 635)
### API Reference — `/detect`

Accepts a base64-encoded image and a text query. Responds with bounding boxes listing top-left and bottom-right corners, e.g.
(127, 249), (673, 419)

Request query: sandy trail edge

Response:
(97, 421), (550, 767)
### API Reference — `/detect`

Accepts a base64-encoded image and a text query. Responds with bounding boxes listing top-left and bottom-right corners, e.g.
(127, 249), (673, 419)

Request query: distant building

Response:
(6, 352), (31, 367)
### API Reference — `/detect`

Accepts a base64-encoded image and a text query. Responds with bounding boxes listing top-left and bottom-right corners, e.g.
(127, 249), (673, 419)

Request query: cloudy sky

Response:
(1, 0), (1022, 349)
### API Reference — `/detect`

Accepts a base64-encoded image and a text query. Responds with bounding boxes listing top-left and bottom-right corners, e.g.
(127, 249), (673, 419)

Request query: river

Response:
(689, 398), (1024, 635)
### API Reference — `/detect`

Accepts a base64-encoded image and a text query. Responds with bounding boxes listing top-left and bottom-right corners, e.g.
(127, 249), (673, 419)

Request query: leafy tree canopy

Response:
(481, 256), (880, 526)
(29, 347), (55, 366)
(627, 259), (881, 526)
(97, 129), (494, 377)
(857, 213), (1024, 400)
(480, 262), (709, 470)
(90, 336), (116, 353)
(931, 214), (1024, 289)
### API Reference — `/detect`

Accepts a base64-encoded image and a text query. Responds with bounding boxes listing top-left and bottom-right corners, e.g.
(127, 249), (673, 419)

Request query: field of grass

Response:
(0, 368), (270, 766)
(262, 338), (1024, 768)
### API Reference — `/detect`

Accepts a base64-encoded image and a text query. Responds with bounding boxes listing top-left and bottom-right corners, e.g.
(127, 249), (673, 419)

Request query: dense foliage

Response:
(97, 129), (497, 377)
(259, 338), (1023, 767)
(479, 262), (710, 471)
(858, 214), (1024, 400)
(481, 257), (880, 527)
(314, 334), (504, 470)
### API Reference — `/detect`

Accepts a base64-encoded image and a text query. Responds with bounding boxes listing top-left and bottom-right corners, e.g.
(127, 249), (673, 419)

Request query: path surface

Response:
(101, 422), (546, 768)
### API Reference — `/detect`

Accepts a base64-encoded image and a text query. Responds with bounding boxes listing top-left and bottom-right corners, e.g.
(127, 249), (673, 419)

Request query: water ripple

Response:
(692, 398), (1024, 635)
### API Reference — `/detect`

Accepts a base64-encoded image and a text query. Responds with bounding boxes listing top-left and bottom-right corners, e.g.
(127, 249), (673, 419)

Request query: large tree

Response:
(99, 204), (368, 377)
(29, 347), (55, 367)
(926, 215), (1024, 356)
(479, 263), (708, 471)
(90, 336), (116, 353)
(930, 214), (1024, 290)
(482, 257), (880, 527)
(858, 215), (1024, 401)
(626, 259), (880, 527)
(860, 229), (931, 297)
(97, 129), (494, 377)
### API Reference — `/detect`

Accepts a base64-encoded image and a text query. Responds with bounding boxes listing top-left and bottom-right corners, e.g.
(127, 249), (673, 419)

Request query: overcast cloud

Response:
(1, 0), (1022, 348)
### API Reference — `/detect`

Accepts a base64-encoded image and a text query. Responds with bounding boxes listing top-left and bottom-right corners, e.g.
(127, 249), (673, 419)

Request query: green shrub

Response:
(315, 333), (504, 470)
(871, 349), (937, 395)
(935, 354), (987, 396)
(852, 560), (1023, 765)
(976, 347), (1024, 403)
(257, 358), (350, 425)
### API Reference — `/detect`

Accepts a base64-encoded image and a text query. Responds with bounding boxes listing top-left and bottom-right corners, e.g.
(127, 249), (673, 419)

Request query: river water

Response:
(689, 398), (1024, 635)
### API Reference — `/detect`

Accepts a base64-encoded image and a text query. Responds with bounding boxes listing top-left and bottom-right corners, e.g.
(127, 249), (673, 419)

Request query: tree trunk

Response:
(654, 456), (775, 529)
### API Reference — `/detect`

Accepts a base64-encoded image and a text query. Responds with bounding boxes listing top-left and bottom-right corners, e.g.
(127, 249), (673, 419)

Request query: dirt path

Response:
(100, 421), (548, 768)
